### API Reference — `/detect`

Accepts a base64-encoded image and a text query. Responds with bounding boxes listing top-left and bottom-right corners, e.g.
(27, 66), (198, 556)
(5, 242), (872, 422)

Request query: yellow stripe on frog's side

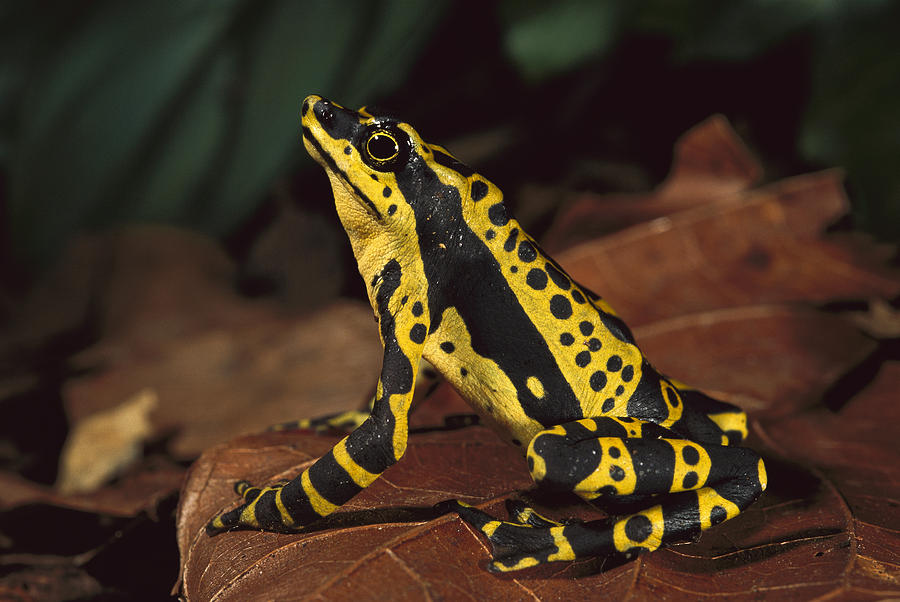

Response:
(273, 490), (296, 529)
(696, 487), (741, 530)
(301, 471), (339, 517)
(425, 306), (544, 448)
(326, 142), (433, 461)
(594, 297), (619, 316)
(546, 526), (576, 562)
(493, 557), (539, 572)
(658, 379), (685, 429)
(426, 164), (643, 421)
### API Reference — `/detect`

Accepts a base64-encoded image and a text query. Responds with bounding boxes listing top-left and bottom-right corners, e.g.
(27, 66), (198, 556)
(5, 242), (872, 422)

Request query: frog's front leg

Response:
(208, 259), (426, 534)
(441, 416), (767, 572)
(269, 358), (445, 435)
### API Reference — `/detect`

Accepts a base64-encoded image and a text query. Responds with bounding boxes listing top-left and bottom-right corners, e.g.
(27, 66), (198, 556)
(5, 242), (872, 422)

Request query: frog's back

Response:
(393, 146), (661, 439)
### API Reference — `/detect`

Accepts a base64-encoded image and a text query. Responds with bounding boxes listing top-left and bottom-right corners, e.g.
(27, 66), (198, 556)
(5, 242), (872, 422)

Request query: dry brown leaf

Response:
(243, 196), (346, 310)
(175, 305), (892, 599)
(3, 226), (256, 359)
(0, 562), (105, 602)
(848, 298), (900, 339)
(756, 362), (900, 598)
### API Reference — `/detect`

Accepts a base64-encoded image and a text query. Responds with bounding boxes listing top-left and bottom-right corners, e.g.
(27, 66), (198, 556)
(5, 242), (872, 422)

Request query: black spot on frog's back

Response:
(488, 203), (509, 227)
(471, 180), (488, 201)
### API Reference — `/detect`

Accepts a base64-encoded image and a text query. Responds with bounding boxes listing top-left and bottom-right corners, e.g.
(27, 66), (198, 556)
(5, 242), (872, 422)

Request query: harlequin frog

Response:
(207, 95), (767, 572)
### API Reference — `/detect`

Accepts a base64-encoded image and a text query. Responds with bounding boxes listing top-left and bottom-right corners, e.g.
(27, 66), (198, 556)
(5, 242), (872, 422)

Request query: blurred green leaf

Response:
(800, 2), (900, 239)
(4, 0), (445, 267)
(499, 0), (626, 82)
(125, 50), (234, 225)
(201, 0), (446, 236)
(338, 0), (446, 101)
(196, 0), (363, 236)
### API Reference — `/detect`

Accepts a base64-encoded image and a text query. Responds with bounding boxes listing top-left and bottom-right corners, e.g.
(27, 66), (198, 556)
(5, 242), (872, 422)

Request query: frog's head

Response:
(301, 95), (488, 246)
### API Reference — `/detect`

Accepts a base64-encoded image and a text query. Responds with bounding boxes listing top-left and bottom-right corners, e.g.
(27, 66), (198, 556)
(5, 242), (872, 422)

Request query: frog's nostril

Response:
(315, 102), (334, 128)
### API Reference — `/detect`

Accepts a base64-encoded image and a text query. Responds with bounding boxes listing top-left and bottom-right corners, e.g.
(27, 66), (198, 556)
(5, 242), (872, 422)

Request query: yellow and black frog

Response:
(208, 96), (767, 572)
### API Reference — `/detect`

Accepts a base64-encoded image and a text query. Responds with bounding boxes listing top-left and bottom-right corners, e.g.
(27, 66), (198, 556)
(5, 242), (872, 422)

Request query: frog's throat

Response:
(302, 126), (382, 220)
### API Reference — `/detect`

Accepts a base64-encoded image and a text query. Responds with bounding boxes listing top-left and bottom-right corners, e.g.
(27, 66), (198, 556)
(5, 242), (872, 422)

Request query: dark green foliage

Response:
(2, 0), (897, 269)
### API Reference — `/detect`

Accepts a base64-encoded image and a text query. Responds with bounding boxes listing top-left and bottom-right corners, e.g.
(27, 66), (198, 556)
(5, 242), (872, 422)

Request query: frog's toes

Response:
(268, 417), (351, 434)
(206, 504), (244, 535)
(434, 499), (494, 530)
(437, 499), (579, 572)
(207, 480), (293, 535)
(267, 419), (303, 432)
(233, 479), (261, 501)
(504, 499), (564, 528)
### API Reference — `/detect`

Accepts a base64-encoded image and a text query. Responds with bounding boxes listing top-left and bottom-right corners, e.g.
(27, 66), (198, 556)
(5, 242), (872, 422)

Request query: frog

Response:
(206, 95), (767, 572)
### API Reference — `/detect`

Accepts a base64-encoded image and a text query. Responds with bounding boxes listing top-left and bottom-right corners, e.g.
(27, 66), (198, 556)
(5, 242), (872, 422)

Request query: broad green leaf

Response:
(5, 0), (444, 267)
(9, 1), (242, 266)
(199, 0), (363, 236)
(125, 51), (234, 225)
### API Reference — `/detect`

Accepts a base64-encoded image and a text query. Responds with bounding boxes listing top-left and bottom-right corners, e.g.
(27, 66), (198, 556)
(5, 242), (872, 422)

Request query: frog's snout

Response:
(300, 94), (324, 125)
(313, 100), (334, 129)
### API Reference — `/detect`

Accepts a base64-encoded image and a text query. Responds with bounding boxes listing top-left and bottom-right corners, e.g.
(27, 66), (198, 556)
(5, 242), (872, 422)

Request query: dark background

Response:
(2, 0), (899, 288)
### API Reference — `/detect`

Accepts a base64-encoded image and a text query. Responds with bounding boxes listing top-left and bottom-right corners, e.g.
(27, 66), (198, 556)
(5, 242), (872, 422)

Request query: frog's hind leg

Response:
(269, 405), (372, 434)
(440, 416), (767, 572)
(664, 378), (749, 446)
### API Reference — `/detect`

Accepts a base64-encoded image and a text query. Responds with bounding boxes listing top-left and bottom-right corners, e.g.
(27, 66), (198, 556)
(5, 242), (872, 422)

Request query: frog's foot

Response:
(503, 499), (567, 528)
(436, 499), (588, 572)
(268, 409), (371, 434)
(206, 479), (299, 535)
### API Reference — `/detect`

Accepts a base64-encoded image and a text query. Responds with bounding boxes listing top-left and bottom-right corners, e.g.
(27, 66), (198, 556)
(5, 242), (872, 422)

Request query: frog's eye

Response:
(367, 131), (399, 162)
(361, 125), (409, 171)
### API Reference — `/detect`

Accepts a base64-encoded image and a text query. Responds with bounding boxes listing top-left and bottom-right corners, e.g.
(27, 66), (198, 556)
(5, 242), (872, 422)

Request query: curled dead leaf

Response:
(556, 171), (900, 327)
